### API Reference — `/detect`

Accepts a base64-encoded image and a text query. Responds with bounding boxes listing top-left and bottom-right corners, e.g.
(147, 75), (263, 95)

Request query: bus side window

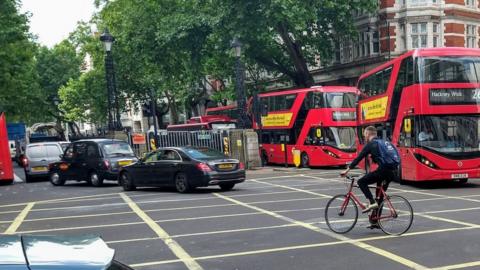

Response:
(399, 117), (414, 147)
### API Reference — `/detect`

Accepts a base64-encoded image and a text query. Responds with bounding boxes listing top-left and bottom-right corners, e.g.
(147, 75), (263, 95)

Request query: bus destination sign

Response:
(430, 88), (480, 105)
(332, 111), (356, 121)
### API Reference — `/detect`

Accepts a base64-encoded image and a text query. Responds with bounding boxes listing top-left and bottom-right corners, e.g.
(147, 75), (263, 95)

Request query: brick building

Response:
(266, 0), (480, 90)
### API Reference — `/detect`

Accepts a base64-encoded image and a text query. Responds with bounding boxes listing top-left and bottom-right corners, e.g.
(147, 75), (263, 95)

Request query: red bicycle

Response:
(325, 175), (413, 235)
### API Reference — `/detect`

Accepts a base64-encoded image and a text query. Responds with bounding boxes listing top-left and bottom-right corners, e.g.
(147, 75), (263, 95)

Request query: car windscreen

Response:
(46, 145), (62, 158)
(184, 148), (227, 160)
(102, 142), (135, 157)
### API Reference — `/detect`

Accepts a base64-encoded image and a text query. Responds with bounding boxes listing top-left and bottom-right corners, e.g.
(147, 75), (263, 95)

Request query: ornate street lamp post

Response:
(231, 37), (250, 129)
(100, 29), (122, 131)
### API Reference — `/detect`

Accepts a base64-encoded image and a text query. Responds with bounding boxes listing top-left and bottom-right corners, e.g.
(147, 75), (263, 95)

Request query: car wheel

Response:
(175, 173), (191, 193)
(49, 171), (65, 186)
(120, 172), (136, 191)
(300, 152), (309, 168)
(219, 183), (235, 191)
(90, 171), (104, 187)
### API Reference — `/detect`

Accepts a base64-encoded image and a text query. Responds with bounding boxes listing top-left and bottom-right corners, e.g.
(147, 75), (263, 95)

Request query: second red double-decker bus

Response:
(166, 115), (236, 131)
(205, 105), (239, 119)
(357, 48), (480, 183)
(254, 86), (359, 167)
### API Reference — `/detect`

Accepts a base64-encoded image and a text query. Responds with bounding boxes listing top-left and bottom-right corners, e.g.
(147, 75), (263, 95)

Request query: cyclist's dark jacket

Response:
(348, 139), (383, 170)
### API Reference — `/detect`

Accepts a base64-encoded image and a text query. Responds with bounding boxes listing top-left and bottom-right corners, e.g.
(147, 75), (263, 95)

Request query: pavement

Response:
(1, 164), (480, 270)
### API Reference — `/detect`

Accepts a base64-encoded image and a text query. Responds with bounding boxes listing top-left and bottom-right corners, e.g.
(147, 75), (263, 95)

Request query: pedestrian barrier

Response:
(128, 129), (261, 169)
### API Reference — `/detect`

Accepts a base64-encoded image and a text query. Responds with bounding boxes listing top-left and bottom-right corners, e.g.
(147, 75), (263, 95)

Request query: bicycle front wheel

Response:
(378, 195), (413, 235)
(325, 194), (358, 234)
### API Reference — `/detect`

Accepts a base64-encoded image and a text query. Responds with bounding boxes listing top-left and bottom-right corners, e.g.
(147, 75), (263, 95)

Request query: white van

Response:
(9, 140), (16, 159)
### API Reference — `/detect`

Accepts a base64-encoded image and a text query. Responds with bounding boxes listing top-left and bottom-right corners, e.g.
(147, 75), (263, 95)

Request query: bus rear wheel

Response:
(300, 152), (309, 168)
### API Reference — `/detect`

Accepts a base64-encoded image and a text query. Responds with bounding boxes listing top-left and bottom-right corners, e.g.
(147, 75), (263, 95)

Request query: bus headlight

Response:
(323, 149), (339, 158)
(414, 154), (438, 169)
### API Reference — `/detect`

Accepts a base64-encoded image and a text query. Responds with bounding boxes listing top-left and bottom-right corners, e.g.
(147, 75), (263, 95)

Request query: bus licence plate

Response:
(218, 164), (234, 169)
(118, 160), (132, 167)
(32, 166), (48, 172)
(451, 173), (468, 179)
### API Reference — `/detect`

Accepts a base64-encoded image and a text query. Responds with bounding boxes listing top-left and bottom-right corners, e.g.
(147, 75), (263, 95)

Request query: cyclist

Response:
(340, 126), (400, 215)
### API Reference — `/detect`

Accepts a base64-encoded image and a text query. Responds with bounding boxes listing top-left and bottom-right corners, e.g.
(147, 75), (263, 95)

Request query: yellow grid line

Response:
(120, 193), (203, 270)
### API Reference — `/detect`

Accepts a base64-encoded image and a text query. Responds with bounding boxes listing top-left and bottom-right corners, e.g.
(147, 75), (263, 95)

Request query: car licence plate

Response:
(118, 160), (133, 167)
(218, 163), (234, 169)
(32, 166), (48, 172)
(451, 173), (468, 179)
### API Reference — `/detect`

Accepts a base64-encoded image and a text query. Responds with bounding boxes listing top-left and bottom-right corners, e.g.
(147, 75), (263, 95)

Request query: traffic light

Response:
(142, 103), (152, 117)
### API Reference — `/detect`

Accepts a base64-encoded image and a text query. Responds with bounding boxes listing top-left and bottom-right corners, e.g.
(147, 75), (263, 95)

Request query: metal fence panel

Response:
(155, 130), (225, 153)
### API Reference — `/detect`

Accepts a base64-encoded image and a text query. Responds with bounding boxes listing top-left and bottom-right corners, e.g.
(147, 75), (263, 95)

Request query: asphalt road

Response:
(2, 164), (480, 270)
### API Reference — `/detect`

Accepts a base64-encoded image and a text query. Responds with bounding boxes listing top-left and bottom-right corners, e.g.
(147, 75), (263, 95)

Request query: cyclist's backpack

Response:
(374, 139), (400, 168)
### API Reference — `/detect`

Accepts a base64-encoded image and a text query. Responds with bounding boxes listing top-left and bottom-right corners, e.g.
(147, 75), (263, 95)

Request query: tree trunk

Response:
(276, 22), (314, 87)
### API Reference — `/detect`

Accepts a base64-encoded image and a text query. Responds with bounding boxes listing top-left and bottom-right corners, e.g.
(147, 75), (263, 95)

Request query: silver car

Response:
(23, 142), (70, 182)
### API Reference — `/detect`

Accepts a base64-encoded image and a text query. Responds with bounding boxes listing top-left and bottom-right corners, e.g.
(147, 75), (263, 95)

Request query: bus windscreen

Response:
(417, 115), (480, 158)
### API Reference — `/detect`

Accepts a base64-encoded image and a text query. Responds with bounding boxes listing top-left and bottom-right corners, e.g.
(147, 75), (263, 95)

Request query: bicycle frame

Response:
(340, 177), (398, 222)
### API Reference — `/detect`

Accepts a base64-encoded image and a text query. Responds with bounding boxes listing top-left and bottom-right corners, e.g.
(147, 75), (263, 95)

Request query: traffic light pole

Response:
(150, 89), (159, 148)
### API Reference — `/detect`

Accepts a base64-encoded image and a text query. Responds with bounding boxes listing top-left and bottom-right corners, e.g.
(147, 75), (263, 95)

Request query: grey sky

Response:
(20, 0), (97, 47)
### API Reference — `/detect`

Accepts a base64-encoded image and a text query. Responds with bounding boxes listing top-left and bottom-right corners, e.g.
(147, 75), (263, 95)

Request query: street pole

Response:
(231, 38), (250, 129)
(150, 89), (159, 148)
(100, 29), (122, 132)
(104, 50), (115, 130)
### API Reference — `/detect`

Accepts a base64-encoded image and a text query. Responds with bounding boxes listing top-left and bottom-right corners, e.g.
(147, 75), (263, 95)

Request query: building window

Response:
(466, 25), (477, 48)
(411, 23), (427, 48)
(466, 0), (476, 7)
(409, 0), (436, 5)
(372, 31), (380, 53)
(433, 23), (439, 47)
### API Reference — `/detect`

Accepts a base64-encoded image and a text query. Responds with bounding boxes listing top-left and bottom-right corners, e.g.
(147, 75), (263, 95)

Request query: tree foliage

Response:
(0, 0), (41, 123)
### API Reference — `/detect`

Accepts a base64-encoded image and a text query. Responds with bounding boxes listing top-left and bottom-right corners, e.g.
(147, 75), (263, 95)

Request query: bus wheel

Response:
(300, 152), (309, 168)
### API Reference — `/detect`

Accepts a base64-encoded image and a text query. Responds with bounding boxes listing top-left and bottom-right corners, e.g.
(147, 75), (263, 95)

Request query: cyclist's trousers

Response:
(358, 167), (397, 203)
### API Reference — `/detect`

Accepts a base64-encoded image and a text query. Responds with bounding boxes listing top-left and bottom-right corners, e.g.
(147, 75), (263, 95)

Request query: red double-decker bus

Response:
(254, 86), (359, 167)
(166, 115), (236, 131)
(357, 48), (480, 183)
(0, 112), (14, 185)
(205, 105), (239, 119)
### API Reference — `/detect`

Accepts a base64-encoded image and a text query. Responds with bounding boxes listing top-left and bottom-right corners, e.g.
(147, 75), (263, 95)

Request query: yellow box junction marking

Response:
(4, 202), (35, 234)
(213, 192), (428, 270)
(119, 193), (203, 270)
(432, 260), (480, 270)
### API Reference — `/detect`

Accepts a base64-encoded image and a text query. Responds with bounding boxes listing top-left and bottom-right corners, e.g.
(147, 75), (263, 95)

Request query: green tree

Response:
(0, 0), (42, 123)
(211, 0), (377, 87)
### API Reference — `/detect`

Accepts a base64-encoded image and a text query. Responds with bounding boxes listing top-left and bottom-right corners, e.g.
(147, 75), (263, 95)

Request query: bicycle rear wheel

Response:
(325, 194), (358, 234)
(378, 195), (413, 235)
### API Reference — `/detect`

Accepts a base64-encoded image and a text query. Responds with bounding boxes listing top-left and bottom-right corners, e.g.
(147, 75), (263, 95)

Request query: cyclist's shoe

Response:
(367, 223), (381, 230)
(362, 202), (378, 213)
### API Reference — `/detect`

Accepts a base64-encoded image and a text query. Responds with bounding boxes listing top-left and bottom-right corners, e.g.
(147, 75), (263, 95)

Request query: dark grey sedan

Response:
(119, 147), (246, 193)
